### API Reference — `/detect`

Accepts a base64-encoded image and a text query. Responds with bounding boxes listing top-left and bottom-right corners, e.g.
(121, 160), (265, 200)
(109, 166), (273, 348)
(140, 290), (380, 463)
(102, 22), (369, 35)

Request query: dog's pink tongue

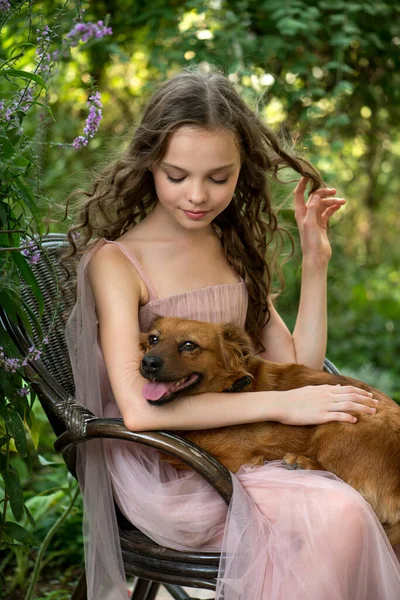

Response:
(142, 381), (170, 401)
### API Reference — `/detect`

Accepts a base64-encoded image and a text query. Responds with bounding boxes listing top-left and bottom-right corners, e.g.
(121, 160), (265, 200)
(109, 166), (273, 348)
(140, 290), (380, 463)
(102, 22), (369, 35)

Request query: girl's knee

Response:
(325, 487), (372, 537)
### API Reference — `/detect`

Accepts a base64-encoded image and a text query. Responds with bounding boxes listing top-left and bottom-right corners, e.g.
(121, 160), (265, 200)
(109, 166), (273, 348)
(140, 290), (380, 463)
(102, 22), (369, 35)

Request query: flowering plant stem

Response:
(24, 485), (80, 600)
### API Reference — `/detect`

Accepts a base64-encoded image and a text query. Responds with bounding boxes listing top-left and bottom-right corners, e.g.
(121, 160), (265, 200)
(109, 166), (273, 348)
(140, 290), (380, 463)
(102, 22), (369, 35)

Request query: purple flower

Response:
(36, 25), (56, 80)
(17, 387), (29, 397)
(73, 91), (102, 149)
(65, 20), (112, 47)
(18, 87), (34, 113)
(0, 0), (11, 12)
(0, 342), (48, 374)
(21, 239), (41, 265)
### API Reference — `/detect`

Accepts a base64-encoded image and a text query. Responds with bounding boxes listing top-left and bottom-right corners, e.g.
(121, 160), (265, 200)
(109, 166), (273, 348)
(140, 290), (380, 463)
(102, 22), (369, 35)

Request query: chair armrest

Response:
(323, 357), (341, 375)
(54, 417), (233, 505)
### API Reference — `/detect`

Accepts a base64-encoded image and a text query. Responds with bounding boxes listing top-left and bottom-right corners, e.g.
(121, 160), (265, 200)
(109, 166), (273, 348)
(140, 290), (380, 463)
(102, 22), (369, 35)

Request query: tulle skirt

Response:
(104, 434), (400, 600)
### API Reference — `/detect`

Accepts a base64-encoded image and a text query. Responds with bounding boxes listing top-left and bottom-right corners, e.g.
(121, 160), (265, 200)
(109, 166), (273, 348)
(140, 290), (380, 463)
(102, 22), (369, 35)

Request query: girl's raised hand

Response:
(294, 176), (346, 264)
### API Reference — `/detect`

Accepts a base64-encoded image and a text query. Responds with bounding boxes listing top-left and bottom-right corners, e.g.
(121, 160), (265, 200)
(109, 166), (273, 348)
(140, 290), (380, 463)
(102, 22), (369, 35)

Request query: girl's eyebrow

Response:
(160, 161), (235, 174)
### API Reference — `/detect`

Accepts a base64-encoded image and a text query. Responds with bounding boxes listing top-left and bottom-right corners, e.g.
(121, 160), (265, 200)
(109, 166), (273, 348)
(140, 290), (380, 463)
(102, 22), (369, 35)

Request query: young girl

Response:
(65, 66), (400, 599)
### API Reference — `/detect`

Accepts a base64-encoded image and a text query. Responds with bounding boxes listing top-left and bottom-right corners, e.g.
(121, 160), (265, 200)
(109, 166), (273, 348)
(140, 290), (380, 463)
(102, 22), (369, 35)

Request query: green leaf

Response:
(5, 126), (22, 147)
(1, 469), (24, 521)
(11, 251), (45, 318)
(1, 68), (46, 88)
(3, 521), (37, 545)
(24, 504), (36, 528)
(0, 202), (8, 227)
(0, 289), (33, 338)
(0, 132), (16, 159)
(277, 17), (309, 35)
(12, 179), (39, 216)
(325, 114), (351, 127)
(4, 408), (27, 458)
(0, 326), (20, 359)
(38, 455), (64, 467)
(13, 155), (30, 168)
(8, 42), (36, 57)
(25, 490), (65, 523)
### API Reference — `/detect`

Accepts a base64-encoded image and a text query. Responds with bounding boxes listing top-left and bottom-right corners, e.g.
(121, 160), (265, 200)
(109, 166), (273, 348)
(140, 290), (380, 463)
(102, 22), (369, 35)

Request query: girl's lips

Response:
(182, 209), (209, 220)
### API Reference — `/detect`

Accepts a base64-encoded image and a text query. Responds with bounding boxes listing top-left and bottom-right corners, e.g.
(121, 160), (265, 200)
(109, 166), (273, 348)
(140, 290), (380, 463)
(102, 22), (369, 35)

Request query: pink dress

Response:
(66, 238), (400, 600)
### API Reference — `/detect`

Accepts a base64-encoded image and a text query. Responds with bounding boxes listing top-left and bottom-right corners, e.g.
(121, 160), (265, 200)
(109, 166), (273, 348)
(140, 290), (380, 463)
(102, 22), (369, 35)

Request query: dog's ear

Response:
(222, 323), (253, 355)
(218, 323), (253, 373)
(148, 316), (163, 330)
(139, 333), (148, 352)
(141, 316), (164, 351)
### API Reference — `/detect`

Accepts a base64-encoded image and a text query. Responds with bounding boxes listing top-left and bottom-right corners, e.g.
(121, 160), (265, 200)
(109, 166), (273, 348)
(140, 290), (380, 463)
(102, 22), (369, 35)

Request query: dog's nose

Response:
(141, 355), (163, 374)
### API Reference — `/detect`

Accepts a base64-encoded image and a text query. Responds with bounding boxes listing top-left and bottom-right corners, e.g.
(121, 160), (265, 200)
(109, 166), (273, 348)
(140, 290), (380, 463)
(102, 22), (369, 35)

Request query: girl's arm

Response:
(259, 177), (345, 370)
(88, 243), (376, 433)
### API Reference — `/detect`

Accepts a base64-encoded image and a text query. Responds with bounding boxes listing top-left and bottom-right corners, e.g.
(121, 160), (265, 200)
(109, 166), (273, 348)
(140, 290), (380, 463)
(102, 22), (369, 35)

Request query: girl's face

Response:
(152, 126), (241, 230)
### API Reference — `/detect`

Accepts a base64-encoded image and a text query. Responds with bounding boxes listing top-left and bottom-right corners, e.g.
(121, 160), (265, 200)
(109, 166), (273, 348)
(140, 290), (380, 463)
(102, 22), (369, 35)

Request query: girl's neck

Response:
(143, 202), (218, 246)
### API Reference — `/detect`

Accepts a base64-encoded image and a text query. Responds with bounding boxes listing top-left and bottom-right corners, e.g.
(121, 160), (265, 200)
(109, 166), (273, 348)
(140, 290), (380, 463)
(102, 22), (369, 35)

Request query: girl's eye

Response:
(148, 335), (159, 345)
(166, 175), (228, 185)
(167, 175), (185, 183)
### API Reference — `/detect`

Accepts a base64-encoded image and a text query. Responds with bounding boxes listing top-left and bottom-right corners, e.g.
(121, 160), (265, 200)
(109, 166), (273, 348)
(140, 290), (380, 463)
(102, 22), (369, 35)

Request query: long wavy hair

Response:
(61, 65), (323, 346)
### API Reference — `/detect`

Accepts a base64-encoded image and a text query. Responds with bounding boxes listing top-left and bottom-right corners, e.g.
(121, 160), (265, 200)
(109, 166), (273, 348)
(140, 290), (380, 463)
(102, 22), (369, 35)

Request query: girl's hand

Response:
(278, 385), (379, 426)
(294, 176), (345, 264)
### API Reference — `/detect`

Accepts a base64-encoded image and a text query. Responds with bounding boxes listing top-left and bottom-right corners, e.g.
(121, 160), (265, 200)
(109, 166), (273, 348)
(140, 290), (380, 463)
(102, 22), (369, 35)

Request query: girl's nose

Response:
(187, 181), (207, 205)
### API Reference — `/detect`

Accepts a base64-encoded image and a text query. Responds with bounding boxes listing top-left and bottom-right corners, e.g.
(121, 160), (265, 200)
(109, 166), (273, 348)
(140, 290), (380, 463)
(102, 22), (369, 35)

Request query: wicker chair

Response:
(0, 233), (340, 600)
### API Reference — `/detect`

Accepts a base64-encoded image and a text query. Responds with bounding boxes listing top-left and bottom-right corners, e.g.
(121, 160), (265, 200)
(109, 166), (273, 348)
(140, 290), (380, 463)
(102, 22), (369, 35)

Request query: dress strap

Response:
(106, 240), (158, 301)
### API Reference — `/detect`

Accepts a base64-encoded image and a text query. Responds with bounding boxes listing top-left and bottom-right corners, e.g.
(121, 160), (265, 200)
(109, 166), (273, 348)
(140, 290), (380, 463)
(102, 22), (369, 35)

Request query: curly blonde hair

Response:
(61, 65), (323, 346)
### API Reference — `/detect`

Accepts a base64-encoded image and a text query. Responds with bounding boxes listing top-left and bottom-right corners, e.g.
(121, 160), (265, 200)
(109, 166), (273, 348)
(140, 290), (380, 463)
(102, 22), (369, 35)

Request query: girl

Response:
(64, 66), (400, 599)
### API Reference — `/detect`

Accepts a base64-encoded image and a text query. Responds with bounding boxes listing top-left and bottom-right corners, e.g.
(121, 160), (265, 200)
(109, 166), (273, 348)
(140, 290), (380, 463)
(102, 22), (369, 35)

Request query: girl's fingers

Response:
(294, 176), (309, 197)
(307, 187), (337, 201)
(294, 177), (309, 217)
(321, 204), (342, 222)
(295, 181), (346, 227)
(303, 193), (321, 223)
(331, 385), (375, 398)
(332, 401), (377, 415)
(317, 198), (346, 207)
(328, 412), (358, 423)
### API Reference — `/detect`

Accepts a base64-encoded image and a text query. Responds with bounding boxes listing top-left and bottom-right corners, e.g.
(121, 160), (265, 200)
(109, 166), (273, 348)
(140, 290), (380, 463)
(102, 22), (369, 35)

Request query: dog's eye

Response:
(179, 341), (198, 352)
(148, 335), (159, 346)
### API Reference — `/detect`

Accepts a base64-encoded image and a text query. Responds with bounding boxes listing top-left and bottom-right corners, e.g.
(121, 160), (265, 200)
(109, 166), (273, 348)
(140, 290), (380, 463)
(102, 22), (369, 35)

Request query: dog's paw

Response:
(283, 453), (322, 471)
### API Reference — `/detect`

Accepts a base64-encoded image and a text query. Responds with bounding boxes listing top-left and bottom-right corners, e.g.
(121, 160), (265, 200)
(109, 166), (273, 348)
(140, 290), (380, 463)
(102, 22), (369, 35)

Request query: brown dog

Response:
(140, 316), (400, 545)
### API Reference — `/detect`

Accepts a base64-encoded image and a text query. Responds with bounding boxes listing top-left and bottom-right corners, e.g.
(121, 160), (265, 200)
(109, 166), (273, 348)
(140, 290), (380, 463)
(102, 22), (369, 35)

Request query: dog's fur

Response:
(140, 317), (400, 545)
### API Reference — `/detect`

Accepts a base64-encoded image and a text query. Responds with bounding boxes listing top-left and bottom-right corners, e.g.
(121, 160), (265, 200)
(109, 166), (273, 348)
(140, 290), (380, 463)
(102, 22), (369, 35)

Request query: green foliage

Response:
(0, 1), (102, 596)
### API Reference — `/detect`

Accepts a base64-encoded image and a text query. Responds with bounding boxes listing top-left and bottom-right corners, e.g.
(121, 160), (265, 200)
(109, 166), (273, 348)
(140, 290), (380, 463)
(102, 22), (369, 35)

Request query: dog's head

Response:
(139, 317), (254, 405)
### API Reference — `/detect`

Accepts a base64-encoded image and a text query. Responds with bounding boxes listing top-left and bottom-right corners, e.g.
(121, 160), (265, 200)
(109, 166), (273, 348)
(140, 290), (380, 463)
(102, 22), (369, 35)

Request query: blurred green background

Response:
(1, 0), (399, 596)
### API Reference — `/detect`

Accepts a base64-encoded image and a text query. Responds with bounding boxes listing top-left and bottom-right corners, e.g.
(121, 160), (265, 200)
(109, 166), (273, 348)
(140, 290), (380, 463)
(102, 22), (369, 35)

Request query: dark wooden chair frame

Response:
(0, 233), (340, 600)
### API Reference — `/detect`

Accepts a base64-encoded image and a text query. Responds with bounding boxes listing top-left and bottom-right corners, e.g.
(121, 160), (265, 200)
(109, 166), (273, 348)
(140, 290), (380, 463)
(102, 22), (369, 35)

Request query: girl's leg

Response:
(238, 462), (399, 600)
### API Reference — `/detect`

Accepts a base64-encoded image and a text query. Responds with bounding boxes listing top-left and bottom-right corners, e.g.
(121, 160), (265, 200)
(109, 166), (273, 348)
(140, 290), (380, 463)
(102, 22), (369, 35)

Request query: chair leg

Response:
(71, 569), (87, 600)
(131, 578), (160, 600)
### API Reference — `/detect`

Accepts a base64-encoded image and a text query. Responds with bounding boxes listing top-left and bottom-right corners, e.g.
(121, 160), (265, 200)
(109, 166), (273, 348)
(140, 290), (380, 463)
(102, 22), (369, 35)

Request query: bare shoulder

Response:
(88, 241), (133, 279)
(87, 242), (142, 320)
